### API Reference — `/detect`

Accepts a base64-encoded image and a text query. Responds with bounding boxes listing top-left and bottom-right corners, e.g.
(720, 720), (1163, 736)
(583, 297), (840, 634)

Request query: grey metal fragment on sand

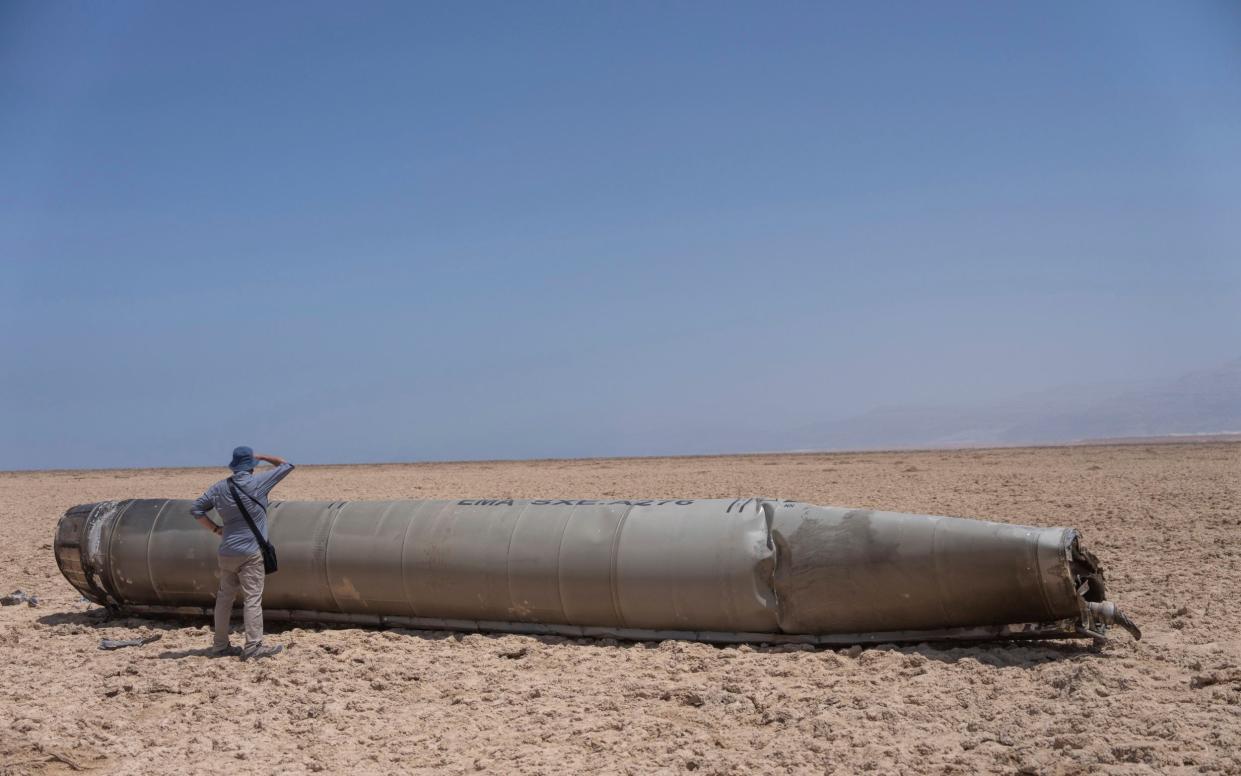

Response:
(1, 590), (39, 607)
(99, 634), (162, 651)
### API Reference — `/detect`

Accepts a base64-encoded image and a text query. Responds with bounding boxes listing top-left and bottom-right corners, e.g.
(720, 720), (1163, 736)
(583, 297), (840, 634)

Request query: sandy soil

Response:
(1, 443), (1239, 775)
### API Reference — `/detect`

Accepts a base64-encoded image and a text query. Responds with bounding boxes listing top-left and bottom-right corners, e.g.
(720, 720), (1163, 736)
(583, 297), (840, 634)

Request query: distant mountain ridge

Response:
(790, 357), (1241, 451)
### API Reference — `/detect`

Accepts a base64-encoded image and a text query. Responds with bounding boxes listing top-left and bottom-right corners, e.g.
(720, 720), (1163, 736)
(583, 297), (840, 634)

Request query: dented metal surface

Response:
(54, 497), (1137, 643)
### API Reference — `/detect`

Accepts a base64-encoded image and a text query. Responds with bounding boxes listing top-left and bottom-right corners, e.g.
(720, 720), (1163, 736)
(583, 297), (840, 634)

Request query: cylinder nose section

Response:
(769, 506), (1097, 634)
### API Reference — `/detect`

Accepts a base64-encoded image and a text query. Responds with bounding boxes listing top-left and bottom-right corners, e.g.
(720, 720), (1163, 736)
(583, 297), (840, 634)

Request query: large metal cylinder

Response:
(54, 497), (1126, 643)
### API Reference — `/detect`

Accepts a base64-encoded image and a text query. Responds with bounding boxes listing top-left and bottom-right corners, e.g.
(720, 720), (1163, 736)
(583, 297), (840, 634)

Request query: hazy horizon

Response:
(3, 3), (1240, 470)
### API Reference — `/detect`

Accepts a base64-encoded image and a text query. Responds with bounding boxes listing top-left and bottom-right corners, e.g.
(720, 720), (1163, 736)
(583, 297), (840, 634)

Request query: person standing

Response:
(190, 445), (294, 660)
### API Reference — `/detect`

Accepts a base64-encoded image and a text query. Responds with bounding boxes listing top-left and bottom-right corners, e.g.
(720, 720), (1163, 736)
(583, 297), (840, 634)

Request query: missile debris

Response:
(1, 590), (39, 607)
(54, 497), (1138, 644)
(98, 634), (162, 651)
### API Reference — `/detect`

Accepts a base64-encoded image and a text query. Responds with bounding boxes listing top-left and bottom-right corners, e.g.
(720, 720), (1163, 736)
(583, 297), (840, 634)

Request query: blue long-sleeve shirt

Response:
(191, 463), (295, 556)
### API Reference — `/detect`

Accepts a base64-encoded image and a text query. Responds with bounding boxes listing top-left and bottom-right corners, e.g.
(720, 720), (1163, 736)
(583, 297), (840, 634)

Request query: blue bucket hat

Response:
(229, 446), (256, 473)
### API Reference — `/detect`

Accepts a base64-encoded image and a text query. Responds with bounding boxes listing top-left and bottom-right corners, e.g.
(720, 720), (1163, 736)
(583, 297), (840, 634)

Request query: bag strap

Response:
(227, 478), (272, 550)
(231, 477), (266, 510)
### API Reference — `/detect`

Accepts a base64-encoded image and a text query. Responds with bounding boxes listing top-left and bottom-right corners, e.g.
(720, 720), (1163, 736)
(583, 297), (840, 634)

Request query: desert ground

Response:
(1, 442), (1238, 775)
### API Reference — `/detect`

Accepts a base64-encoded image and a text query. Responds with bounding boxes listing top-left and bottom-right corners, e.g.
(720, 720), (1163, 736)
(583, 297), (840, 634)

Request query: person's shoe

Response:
(241, 642), (284, 661)
(209, 644), (243, 658)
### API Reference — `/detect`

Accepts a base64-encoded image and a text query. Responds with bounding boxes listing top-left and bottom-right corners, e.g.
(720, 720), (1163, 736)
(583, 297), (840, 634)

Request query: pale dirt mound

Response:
(1, 443), (1238, 774)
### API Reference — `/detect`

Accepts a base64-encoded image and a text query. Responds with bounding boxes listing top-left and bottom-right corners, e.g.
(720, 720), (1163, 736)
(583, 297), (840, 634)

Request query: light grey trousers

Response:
(214, 552), (265, 649)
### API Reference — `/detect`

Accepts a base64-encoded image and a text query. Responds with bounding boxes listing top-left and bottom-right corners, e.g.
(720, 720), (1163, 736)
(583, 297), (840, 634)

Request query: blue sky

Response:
(2, 2), (1239, 469)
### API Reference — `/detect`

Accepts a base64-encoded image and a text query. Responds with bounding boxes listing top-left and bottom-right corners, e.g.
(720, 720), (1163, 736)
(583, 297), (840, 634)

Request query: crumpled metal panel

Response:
(768, 504), (1081, 633)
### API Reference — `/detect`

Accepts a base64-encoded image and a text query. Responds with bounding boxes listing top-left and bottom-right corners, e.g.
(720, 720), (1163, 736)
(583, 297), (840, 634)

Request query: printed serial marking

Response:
(457, 499), (697, 507)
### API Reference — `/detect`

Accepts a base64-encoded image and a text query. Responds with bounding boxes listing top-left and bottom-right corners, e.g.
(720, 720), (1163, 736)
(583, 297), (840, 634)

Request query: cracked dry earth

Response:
(1, 442), (1238, 775)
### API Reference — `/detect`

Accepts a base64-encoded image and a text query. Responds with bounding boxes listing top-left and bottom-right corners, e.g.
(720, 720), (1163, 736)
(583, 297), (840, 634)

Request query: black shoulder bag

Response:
(227, 478), (279, 574)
